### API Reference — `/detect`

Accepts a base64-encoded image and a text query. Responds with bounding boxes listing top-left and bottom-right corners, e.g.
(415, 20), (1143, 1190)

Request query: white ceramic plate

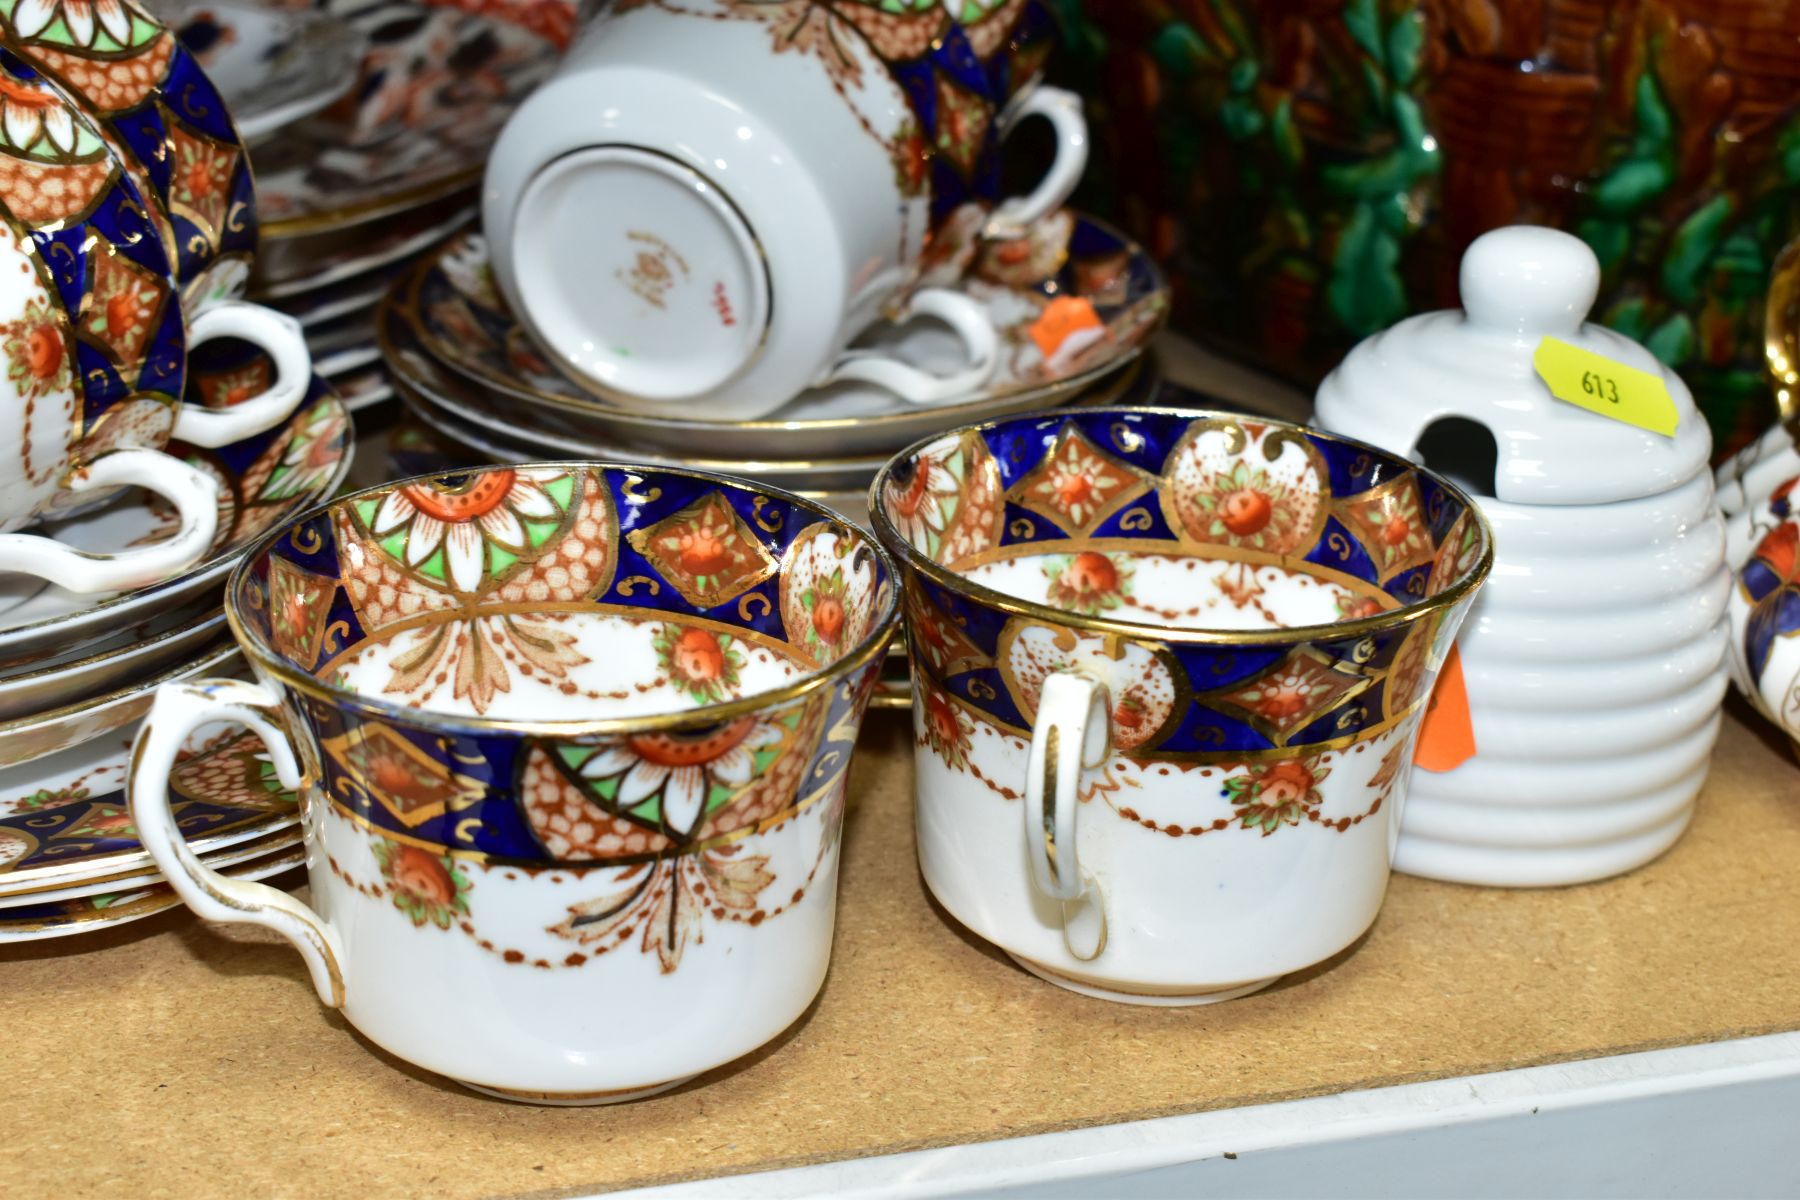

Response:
(394, 371), (886, 493)
(250, 0), (560, 232)
(254, 201), (476, 296)
(0, 609), (226, 721)
(0, 642), (239, 770)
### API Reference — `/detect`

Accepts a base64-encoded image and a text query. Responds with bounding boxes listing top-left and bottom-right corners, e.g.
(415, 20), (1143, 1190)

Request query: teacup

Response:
(2, 0), (313, 408)
(0, 51), (305, 593)
(129, 463), (898, 1101)
(483, 0), (1087, 419)
(870, 408), (1493, 1004)
(1727, 473), (1800, 742)
(3, 0), (258, 305)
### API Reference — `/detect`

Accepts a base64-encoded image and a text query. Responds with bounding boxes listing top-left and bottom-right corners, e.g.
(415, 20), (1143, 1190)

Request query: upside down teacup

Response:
(483, 0), (1086, 418)
(870, 408), (1494, 1004)
(129, 463), (897, 1102)
(0, 51), (304, 592)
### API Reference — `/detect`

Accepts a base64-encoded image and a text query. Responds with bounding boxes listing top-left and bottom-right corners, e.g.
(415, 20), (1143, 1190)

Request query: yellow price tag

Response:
(1531, 336), (1678, 437)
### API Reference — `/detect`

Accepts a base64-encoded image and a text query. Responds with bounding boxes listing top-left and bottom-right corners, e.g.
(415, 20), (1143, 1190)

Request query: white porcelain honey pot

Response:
(1315, 225), (1728, 887)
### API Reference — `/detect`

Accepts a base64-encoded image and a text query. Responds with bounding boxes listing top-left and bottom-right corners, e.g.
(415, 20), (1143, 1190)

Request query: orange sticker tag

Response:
(1413, 645), (1476, 773)
(1028, 296), (1103, 359)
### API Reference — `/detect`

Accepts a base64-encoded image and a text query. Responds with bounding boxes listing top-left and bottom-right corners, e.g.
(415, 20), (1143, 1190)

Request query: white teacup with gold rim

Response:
(128, 463), (897, 1102)
(870, 408), (1494, 1004)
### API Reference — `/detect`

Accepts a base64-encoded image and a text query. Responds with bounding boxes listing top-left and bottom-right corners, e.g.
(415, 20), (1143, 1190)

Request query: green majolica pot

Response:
(1058, 0), (1800, 452)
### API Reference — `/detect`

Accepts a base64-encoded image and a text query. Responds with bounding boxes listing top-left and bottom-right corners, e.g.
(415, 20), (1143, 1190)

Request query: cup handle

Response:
(0, 448), (219, 592)
(816, 288), (998, 404)
(170, 301), (313, 448)
(129, 678), (345, 1008)
(1022, 671), (1112, 961)
(983, 86), (1088, 242)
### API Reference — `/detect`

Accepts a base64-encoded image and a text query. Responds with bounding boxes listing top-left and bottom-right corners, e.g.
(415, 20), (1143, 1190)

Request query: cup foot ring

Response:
(460, 1076), (695, 1106)
(1007, 953), (1281, 1007)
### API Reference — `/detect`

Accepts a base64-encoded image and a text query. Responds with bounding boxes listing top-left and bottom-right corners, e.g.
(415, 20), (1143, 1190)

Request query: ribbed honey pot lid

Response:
(1314, 226), (1711, 506)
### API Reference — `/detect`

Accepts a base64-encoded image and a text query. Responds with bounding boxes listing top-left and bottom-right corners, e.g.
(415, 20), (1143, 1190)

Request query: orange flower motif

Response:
(1045, 550), (1133, 616)
(672, 627), (725, 683)
(654, 623), (744, 704)
(1219, 487), (1273, 536)
(390, 846), (456, 906)
(921, 687), (971, 770)
(812, 595), (845, 643)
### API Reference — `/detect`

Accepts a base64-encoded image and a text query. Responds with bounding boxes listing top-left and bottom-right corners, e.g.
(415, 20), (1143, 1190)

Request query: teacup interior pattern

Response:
(878, 411), (1489, 760)
(233, 465), (894, 873)
(246, 466), (887, 720)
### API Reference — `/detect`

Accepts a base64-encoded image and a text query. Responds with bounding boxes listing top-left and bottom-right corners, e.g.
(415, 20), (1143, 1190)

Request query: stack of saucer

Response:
(0, 726), (305, 942)
(0, 344), (354, 940)
(381, 211), (1168, 521)
(203, 0), (570, 412)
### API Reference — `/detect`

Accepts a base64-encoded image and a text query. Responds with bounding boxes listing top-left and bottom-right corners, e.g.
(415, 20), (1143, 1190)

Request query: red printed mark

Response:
(712, 282), (736, 327)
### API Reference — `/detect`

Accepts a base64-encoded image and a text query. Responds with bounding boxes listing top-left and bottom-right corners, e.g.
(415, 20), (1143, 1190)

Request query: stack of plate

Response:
(0, 346), (355, 940)
(175, 0), (570, 413)
(380, 208), (1171, 520)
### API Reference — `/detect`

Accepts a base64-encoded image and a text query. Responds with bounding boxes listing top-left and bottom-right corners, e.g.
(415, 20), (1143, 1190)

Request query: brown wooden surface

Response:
(4, 701), (1799, 1198)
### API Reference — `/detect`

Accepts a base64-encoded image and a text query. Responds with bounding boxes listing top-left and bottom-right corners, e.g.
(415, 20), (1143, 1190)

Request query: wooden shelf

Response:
(6, 701), (1799, 1198)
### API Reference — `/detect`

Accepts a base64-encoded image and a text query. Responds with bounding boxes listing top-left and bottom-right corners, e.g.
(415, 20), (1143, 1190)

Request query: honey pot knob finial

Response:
(1459, 225), (1599, 341)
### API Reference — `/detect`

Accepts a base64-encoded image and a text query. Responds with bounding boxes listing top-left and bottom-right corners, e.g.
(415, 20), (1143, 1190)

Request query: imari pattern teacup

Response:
(128, 463), (897, 1103)
(870, 408), (1494, 1004)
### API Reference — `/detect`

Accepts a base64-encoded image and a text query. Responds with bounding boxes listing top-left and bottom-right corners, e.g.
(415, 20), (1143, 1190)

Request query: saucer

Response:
(0, 609), (226, 719)
(333, 363), (395, 413)
(0, 361), (353, 670)
(0, 722), (297, 893)
(255, 196), (476, 296)
(276, 271), (395, 330)
(0, 643), (239, 770)
(0, 825), (299, 907)
(0, 846), (305, 942)
(395, 372), (887, 492)
(399, 209), (1168, 459)
(172, 1), (364, 143)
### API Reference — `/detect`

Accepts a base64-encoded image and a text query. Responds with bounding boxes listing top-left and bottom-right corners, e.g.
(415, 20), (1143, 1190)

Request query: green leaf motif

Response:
(1150, 22), (1213, 77)
(1270, 95), (1303, 173)
(1601, 296), (1651, 341)
(1592, 158), (1673, 217)
(1328, 202), (1408, 336)
(1342, 0), (1383, 62)
(1385, 6), (1424, 86)
(1577, 218), (1631, 271)
(1645, 313), (1695, 366)
(1661, 194), (1733, 306)
(1220, 96), (1264, 141)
